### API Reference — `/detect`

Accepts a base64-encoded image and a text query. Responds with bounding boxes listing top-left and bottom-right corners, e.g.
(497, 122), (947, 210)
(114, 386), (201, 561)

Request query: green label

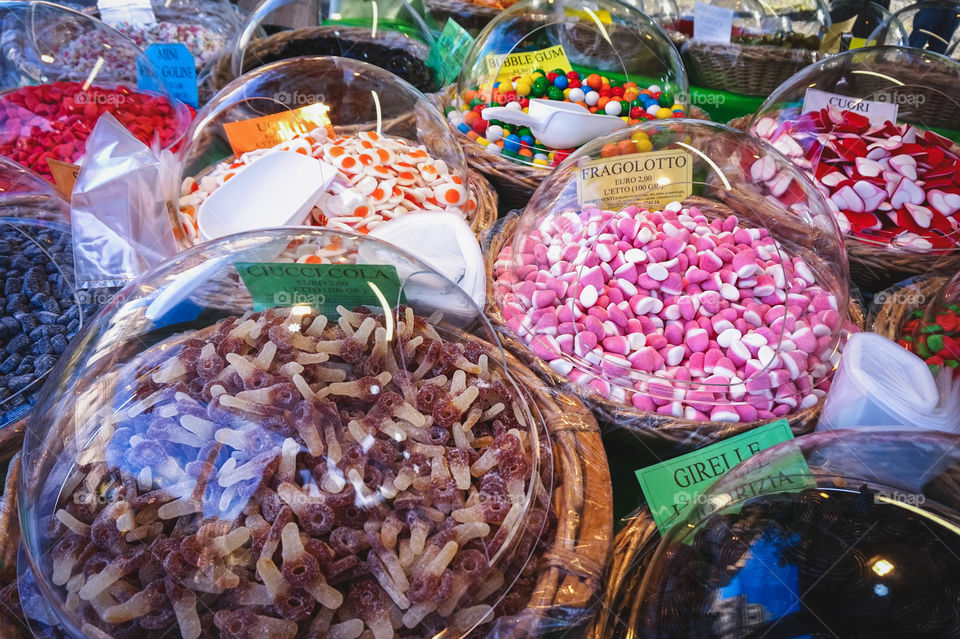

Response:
(235, 262), (406, 314)
(636, 419), (811, 534)
(426, 19), (475, 85)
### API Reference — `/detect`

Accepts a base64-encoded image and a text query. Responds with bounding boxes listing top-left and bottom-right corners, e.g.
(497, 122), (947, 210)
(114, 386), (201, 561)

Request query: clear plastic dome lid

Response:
(674, 0), (829, 42)
(177, 56), (475, 246)
(868, 1), (960, 59)
(624, 429), (960, 638)
(492, 120), (854, 423)
(830, 0), (892, 43)
(19, 227), (550, 639)
(0, 1), (192, 184)
(899, 271), (960, 375)
(62, 0), (243, 71)
(451, 0), (689, 168)
(749, 46), (960, 253)
(0, 156), (86, 431)
(229, 0), (439, 93)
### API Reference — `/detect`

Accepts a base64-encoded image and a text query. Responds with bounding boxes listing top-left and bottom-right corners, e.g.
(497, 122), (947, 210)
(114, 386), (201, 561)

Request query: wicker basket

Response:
(870, 275), (948, 340)
(586, 504), (659, 639)
(484, 338), (614, 637)
(682, 40), (824, 97)
(443, 85), (712, 213)
(203, 26), (440, 102)
(485, 206), (865, 456)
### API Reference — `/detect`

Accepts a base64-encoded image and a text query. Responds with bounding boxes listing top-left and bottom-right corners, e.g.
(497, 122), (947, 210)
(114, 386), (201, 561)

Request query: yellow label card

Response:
(483, 45), (573, 83)
(563, 7), (613, 23)
(576, 149), (693, 209)
(223, 103), (331, 156)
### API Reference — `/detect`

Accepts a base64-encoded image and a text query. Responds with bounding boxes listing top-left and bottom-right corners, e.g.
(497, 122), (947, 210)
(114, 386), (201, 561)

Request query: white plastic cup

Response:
(818, 332), (940, 431)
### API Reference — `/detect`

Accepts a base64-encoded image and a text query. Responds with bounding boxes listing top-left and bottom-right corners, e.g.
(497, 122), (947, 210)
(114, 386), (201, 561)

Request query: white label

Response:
(802, 88), (899, 126)
(98, 0), (156, 26)
(576, 150), (693, 209)
(693, 2), (734, 43)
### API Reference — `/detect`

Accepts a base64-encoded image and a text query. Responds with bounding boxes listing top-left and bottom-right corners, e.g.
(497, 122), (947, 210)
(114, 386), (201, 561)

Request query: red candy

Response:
(0, 81), (188, 182)
(752, 108), (960, 251)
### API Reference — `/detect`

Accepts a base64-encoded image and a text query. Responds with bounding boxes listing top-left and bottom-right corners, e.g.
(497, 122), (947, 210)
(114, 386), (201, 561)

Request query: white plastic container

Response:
(818, 331), (953, 430)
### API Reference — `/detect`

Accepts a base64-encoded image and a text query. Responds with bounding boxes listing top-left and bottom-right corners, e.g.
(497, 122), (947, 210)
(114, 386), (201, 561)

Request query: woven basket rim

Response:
(870, 275), (948, 340)
(422, 0), (503, 17)
(490, 330), (613, 636)
(485, 203), (866, 446)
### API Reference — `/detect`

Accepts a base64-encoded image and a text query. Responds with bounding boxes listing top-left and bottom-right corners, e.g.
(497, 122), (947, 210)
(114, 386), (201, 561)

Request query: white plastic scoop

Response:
(197, 150), (338, 242)
(481, 98), (628, 149)
(357, 212), (486, 322)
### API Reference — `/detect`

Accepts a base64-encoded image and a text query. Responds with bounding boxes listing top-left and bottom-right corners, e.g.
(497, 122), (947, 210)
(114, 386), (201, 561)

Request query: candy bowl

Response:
(18, 227), (613, 639)
(0, 1), (193, 185)
(592, 428), (960, 638)
(488, 120), (863, 456)
(445, 0), (691, 212)
(206, 0), (440, 101)
(748, 46), (960, 289)
(177, 56), (497, 248)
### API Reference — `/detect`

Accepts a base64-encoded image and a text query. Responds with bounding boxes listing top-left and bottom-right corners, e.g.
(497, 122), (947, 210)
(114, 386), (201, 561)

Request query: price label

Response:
(636, 420), (814, 534)
(236, 262), (407, 314)
(97, 0), (156, 26)
(46, 159), (80, 199)
(693, 2), (734, 43)
(576, 149), (692, 210)
(426, 19), (475, 86)
(483, 45), (573, 84)
(802, 88), (898, 126)
(136, 44), (198, 108)
(223, 103), (332, 156)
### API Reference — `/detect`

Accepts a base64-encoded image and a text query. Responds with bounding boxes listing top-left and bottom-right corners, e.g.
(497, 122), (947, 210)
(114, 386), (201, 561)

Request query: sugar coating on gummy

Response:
(493, 202), (860, 422)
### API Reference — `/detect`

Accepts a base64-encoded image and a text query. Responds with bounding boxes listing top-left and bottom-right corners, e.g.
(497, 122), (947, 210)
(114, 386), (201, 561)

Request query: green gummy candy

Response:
(929, 364), (942, 376)
(921, 323), (944, 334)
(927, 334), (945, 352)
(946, 359), (960, 368)
(916, 342), (932, 358)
